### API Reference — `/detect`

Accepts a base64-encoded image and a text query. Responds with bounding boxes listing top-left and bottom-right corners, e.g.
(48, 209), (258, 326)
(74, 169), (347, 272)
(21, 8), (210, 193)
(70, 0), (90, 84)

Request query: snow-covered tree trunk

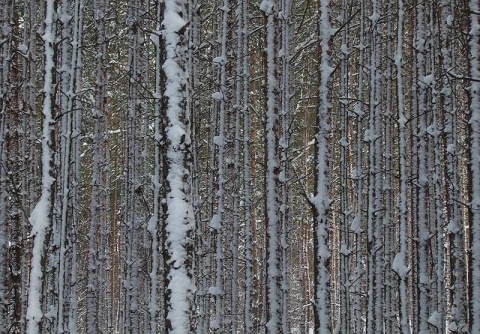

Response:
(338, 0), (351, 331)
(162, 0), (195, 332)
(56, 0), (82, 331)
(351, 0), (366, 330)
(26, 0), (57, 331)
(313, 0), (333, 332)
(365, 0), (384, 331)
(414, 3), (431, 330)
(280, 0), (292, 331)
(383, 2), (396, 331)
(87, 0), (108, 330)
(469, 1), (480, 332)
(441, 0), (467, 331)
(261, 0), (282, 331)
(426, 3), (445, 330)
(393, 0), (410, 332)
(20, 1), (40, 329)
(210, 0), (230, 329)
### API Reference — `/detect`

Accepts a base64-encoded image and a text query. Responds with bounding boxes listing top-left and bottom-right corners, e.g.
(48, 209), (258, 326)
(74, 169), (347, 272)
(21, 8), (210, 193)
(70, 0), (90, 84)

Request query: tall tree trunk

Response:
(313, 0), (333, 332)
(468, 1), (480, 332)
(162, 0), (195, 331)
(26, 0), (57, 331)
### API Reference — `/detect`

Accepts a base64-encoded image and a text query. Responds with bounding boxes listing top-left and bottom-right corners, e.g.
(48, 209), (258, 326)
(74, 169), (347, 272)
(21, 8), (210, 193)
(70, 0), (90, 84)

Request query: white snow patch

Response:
(350, 215), (362, 234)
(427, 124), (441, 137)
(259, 0), (274, 15)
(447, 143), (455, 154)
(447, 15), (453, 26)
(213, 56), (226, 65)
(423, 73), (434, 86)
(162, 11), (187, 34)
(18, 43), (28, 54)
(210, 319), (220, 330)
(207, 286), (221, 295)
(428, 311), (441, 327)
(340, 244), (351, 256)
(209, 214), (221, 230)
(212, 92), (224, 100)
(213, 135), (223, 146)
(392, 252), (410, 279)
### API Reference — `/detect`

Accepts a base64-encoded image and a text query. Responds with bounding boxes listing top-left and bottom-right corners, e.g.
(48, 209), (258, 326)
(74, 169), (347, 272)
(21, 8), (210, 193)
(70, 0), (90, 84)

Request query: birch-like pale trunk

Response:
(26, 0), (56, 331)
(162, 0), (195, 331)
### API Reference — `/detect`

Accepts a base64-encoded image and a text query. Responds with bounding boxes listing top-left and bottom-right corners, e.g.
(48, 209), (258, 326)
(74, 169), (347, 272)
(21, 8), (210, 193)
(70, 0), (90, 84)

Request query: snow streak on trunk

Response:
(313, 0), (333, 332)
(261, 0), (282, 331)
(469, 1), (480, 332)
(211, 0), (229, 329)
(162, 0), (195, 332)
(56, 0), (82, 331)
(338, 0), (351, 331)
(352, 1), (366, 330)
(26, 0), (56, 331)
(393, 0), (410, 332)
(366, 0), (383, 331)
(414, 3), (430, 331)
(442, 0), (467, 331)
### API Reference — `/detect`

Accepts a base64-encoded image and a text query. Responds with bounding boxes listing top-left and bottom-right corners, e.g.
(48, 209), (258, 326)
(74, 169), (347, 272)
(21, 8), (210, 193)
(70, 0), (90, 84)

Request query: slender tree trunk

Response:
(313, 0), (333, 332)
(26, 0), (57, 331)
(468, 1), (480, 332)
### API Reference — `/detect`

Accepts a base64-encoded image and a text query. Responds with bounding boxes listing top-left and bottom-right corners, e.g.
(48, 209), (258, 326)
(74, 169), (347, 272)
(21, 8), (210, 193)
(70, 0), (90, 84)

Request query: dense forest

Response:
(1, 0), (480, 333)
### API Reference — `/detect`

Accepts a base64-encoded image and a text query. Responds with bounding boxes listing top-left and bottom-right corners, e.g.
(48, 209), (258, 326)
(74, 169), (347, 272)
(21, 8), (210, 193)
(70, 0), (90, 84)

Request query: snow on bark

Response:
(338, 0), (351, 331)
(469, 1), (480, 332)
(261, 0), (282, 331)
(162, 0), (195, 332)
(26, 0), (56, 331)
(394, 6), (409, 330)
(414, 3), (431, 331)
(312, 0), (334, 332)
(280, 0), (292, 331)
